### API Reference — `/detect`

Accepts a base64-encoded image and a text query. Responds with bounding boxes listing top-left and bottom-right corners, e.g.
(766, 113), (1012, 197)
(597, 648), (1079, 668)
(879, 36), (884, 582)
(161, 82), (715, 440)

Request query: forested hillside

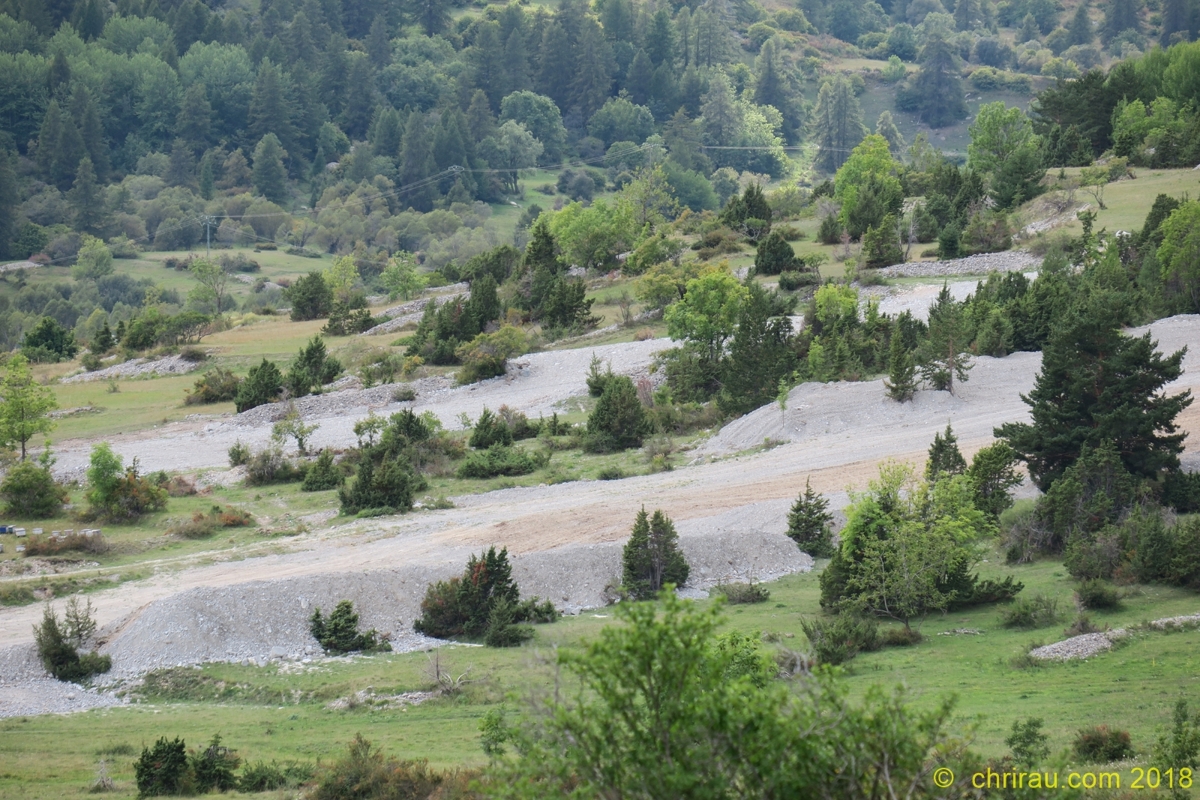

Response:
(0, 0), (1199, 359)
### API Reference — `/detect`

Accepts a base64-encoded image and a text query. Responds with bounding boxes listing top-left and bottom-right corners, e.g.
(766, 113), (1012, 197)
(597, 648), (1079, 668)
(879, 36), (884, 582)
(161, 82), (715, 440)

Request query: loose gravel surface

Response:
(8, 314), (1197, 716)
(1030, 609), (1200, 661)
(50, 337), (672, 479)
(0, 677), (125, 717)
(61, 354), (204, 384)
(876, 251), (1041, 278)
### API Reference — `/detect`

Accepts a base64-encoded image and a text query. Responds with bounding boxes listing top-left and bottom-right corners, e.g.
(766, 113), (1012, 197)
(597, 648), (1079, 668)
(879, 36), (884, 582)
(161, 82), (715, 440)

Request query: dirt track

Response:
(2, 304), (1197, 713)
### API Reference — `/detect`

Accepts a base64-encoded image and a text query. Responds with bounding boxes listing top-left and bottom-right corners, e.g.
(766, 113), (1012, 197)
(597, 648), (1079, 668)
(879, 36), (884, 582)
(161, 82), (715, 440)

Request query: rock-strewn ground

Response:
(61, 354), (204, 384)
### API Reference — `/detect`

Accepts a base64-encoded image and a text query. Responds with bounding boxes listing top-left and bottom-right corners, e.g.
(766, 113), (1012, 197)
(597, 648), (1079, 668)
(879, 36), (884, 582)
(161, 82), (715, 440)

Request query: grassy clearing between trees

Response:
(1034, 167), (1200, 236)
(3, 550), (1198, 798)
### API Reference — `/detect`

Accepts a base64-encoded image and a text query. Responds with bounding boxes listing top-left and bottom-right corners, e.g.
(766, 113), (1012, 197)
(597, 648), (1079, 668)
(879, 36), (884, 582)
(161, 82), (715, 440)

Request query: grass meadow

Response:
(1, 550), (1197, 798)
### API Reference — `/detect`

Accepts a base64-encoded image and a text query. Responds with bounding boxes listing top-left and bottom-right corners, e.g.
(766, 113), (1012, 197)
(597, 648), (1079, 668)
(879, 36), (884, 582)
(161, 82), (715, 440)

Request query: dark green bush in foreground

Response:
(309, 600), (391, 655)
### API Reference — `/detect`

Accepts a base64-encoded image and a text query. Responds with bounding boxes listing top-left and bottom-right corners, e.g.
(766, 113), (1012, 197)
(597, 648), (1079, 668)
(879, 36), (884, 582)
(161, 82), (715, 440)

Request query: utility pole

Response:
(200, 215), (219, 258)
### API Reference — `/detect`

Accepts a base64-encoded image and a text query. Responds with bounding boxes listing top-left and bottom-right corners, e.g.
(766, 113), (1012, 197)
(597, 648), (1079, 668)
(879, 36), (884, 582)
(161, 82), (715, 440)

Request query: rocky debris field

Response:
(1028, 630), (1130, 661)
(1030, 609), (1200, 661)
(0, 677), (124, 717)
(0, 523), (810, 712)
(363, 284), (470, 336)
(876, 251), (1041, 278)
(61, 354), (204, 384)
(51, 337), (672, 478)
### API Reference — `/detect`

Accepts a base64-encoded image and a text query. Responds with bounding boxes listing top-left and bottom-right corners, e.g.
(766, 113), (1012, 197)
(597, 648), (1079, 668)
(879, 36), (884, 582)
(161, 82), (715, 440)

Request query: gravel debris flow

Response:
(61, 354), (204, 384)
(876, 251), (1041, 278)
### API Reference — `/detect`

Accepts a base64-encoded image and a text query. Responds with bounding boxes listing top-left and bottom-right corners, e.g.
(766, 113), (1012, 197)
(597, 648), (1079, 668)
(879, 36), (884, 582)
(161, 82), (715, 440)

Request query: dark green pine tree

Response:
(911, 35), (968, 129)
(319, 38), (350, 117)
(884, 328), (917, 402)
(434, 109), (476, 195)
(953, 0), (981, 30)
(624, 50), (653, 106)
(286, 10), (320, 65)
(812, 75), (866, 173)
(1067, 2), (1094, 45)
(996, 295), (1192, 491)
(0, 148), (18, 260)
(339, 55), (376, 140)
(472, 21), (507, 110)
(535, 22), (573, 109)
(370, 105), (404, 159)
(342, 0), (384, 38)
(172, 0), (211, 54)
(466, 89), (496, 143)
(1160, 0), (1190, 44)
(234, 358), (283, 412)
(645, 8), (677, 67)
(1018, 12), (1041, 42)
(74, 0), (106, 40)
(71, 87), (111, 182)
(502, 29), (530, 96)
(165, 138), (196, 188)
(47, 50), (71, 97)
(862, 215), (903, 269)
(366, 14), (391, 69)
(753, 231), (797, 276)
(598, 0), (634, 44)
(409, 0), (451, 37)
(570, 19), (616, 120)
(678, 66), (705, 117)
(67, 158), (108, 235)
(176, 83), (213, 155)
(38, 100), (84, 191)
(249, 59), (298, 156)
(786, 478), (835, 557)
(399, 112), (437, 212)
(753, 39), (800, 142)
(925, 423), (967, 482)
(1101, 0), (1141, 41)
(918, 283), (973, 394)
(198, 153), (215, 200)
(251, 133), (289, 205)
(622, 507), (690, 600)
(648, 64), (679, 120)
(719, 282), (797, 416)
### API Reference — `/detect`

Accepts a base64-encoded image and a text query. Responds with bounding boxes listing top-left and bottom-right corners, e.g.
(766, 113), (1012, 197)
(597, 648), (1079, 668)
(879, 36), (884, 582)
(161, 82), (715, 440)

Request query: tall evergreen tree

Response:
(1018, 12), (1041, 41)
(409, 0), (451, 37)
(996, 295), (1191, 491)
(68, 158), (107, 235)
(249, 60), (298, 156)
(876, 111), (906, 155)
(700, 72), (741, 147)
(0, 149), (18, 260)
(646, 8), (677, 67)
(626, 50), (654, 106)
(571, 19), (616, 119)
(918, 283), (973, 394)
(753, 39), (800, 142)
(1160, 0), (1190, 44)
(176, 83), (214, 155)
(909, 35), (968, 129)
(954, 0), (981, 29)
(371, 105), (404, 159)
(366, 14), (392, 69)
(472, 21), (507, 110)
(622, 508), (690, 600)
(319, 38), (350, 116)
(812, 75), (866, 173)
(466, 89), (496, 143)
(599, 0), (634, 42)
(502, 29), (531, 96)
(1067, 2), (1094, 45)
(1101, 0), (1141, 41)
(252, 133), (289, 205)
(340, 55), (375, 140)
(399, 112), (437, 212)
(71, 87), (111, 182)
(75, 0), (106, 40)
(536, 22), (573, 109)
(165, 138), (196, 188)
(884, 330), (917, 402)
(719, 282), (796, 416)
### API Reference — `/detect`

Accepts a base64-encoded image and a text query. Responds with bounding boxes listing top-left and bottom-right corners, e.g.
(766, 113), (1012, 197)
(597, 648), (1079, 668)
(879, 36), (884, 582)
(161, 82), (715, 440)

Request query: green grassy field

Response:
(2, 550), (1197, 799)
(1033, 168), (1200, 237)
